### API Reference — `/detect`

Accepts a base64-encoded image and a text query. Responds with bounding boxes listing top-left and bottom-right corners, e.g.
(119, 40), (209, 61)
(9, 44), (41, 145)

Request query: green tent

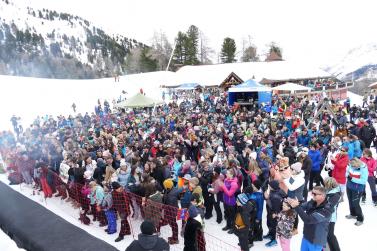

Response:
(115, 93), (164, 108)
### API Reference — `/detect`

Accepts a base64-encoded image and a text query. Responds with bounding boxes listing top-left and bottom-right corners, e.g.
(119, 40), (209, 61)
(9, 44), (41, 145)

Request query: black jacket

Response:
(163, 187), (180, 208)
(199, 169), (213, 196)
(235, 200), (257, 230)
(125, 234), (169, 251)
(269, 189), (286, 214)
(360, 125), (376, 142)
(295, 200), (332, 246)
(184, 217), (202, 251)
(302, 156), (312, 178)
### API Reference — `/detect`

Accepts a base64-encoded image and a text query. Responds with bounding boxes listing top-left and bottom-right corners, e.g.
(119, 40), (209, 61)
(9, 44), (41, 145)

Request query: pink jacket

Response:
(221, 177), (238, 206)
(360, 156), (377, 177)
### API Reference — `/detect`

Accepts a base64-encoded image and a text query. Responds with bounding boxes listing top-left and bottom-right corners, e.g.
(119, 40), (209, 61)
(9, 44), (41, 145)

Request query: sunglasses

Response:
(279, 166), (290, 172)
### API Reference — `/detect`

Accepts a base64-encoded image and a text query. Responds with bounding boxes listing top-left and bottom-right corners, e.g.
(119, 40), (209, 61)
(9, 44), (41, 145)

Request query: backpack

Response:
(249, 199), (258, 220)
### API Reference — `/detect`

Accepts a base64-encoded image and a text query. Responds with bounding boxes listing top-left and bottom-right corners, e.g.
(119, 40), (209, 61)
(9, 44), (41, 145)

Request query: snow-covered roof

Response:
(272, 82), (312, 92)
(228, 79), (271, 92)
(175, 61), (332, 86)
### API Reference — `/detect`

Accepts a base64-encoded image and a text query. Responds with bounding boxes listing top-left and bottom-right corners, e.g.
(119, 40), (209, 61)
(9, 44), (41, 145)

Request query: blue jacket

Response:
(297, 134), (310, 147)
(342, 141), (354, 160)
(295, 200), (332, 246)
(352, 140), (362, 158)
(177, 187), (192, 208)
(308, 150), (322, 172)
(326, 187), (341, 223)
(248, 192), (264, 220)
(318, 134), (331, 145)
(117, 170), (130, 188)
(257, 156), (270, 180)
(346, 164), (368, 192)
(90, 186), (105, 205)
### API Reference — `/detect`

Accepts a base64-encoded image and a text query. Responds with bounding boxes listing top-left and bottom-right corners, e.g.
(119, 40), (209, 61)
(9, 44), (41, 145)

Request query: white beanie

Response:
(291, 162), (302, 172)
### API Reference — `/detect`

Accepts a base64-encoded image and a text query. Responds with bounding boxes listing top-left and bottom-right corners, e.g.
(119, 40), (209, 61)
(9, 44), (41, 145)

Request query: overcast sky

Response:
(26, 0), (377, 66)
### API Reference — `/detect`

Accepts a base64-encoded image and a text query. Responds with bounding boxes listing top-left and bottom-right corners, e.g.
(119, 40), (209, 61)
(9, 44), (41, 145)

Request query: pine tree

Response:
(185, 25), (199, 65)
(220, 37), (237, 63)
(140, 47), (158, 72)
(173, 31), (187, 65)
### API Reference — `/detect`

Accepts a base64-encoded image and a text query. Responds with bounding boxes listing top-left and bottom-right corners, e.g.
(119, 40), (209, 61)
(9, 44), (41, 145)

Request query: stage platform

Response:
(0, 181), (119, 251)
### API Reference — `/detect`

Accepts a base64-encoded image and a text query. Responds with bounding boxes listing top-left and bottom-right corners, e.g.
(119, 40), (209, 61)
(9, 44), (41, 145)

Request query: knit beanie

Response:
(163, 179), (174, 190)
(237, 193), (249, 206)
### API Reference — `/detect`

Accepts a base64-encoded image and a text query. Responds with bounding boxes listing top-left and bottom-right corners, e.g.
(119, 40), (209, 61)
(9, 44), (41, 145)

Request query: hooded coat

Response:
(126, 233), (169, 251)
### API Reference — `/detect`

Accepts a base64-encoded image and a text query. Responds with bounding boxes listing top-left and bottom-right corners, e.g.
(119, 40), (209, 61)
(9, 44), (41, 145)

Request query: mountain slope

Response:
(327, 43), (377, 80)
(325, 43), (377, 94)
(0, 0), (147, 78)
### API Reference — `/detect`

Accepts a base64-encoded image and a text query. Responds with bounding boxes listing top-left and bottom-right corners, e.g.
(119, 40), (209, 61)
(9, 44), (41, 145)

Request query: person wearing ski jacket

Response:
(331, 146), (349, 192)
(325, 177), (342, 251)
(220, 168), (239, 232)
(287, 186), (332, 250)
(360, 148), (377, 205)
(308, 144), (323, 190)
(345, 158), (368, 225)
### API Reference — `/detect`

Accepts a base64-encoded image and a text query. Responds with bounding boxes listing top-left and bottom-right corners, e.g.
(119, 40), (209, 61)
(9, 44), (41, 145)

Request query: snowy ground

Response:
(0, 228), (26, 251)
(0, 74), (165, 131)
(0, 170), (376, 251)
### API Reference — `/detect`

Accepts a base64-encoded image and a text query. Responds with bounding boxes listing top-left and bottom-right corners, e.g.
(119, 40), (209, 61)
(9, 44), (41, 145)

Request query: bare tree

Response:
(241, 35), (259, 62)
(150, 31), (173, 70)
(198, 30), (214, 64)
(124, 47), (142, 73)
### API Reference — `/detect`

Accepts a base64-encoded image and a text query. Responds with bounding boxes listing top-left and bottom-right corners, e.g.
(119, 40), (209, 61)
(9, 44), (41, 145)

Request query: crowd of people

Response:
(0, 88), (377, 251)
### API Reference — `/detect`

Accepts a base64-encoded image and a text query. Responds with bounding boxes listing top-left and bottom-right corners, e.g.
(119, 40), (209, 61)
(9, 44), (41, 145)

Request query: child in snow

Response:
(101, 186), (117, 234)
(276, 201), (296, 251)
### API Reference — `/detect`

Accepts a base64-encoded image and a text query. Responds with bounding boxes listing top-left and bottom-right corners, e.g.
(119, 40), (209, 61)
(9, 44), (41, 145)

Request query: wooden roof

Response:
(265, 51), (283, 62)
(220, 72), (244, 89)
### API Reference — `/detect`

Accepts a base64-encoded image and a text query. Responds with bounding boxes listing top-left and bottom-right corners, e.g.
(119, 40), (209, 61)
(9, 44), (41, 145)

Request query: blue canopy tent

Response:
(227, 79), (272, 106)
(175, 83), (201, 90)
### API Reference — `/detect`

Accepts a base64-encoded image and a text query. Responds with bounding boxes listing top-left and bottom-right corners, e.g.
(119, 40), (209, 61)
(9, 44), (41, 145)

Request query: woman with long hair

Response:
(220, 168), (239, 234)
(324, 177), (341, 251)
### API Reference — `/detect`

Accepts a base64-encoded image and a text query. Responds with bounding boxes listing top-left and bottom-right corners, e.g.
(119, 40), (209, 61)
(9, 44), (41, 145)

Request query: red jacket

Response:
(331, 153), (349, 184)
(360, 156), (377, 177)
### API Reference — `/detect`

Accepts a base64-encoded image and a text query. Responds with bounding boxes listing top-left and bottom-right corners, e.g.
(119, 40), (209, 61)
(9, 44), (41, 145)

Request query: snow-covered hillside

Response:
(326, 43), (377, 80)
(0, 0), (146, 78)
